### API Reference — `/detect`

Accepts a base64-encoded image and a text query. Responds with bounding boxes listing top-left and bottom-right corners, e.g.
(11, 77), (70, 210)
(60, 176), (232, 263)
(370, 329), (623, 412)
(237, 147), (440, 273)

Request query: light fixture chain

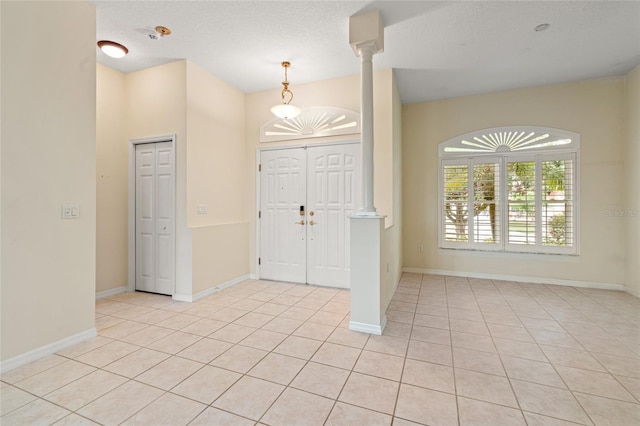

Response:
(271, 60), (301, 119)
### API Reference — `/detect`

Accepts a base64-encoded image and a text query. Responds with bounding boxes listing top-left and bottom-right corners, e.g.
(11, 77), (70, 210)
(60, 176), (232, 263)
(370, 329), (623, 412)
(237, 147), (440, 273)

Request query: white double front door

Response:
(259, 143), (360, 288)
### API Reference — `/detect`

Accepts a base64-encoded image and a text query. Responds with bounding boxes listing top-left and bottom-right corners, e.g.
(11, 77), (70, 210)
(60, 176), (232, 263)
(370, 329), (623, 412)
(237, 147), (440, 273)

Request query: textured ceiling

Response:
(94, 1), (640, 104)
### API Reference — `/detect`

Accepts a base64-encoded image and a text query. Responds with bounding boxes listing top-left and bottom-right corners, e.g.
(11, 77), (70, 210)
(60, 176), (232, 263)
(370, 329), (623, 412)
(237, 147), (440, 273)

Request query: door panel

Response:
(136, 145), (155, 292)
(260, 148), (307, 283)
(135, 141), (174, 295)
(155, 143), (174, 295)
(140, 233), (154, 278)
(307, 144), (360, 287)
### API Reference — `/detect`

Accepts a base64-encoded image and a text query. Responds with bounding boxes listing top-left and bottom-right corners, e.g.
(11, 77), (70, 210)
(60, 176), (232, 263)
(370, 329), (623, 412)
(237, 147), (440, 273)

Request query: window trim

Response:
(438, 126), (580, 255)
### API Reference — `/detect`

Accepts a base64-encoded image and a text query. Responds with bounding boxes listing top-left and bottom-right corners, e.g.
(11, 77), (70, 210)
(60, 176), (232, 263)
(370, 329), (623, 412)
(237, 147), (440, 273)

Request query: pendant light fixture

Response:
(97, 40), (129, 58)
(271, 61), (301, 119)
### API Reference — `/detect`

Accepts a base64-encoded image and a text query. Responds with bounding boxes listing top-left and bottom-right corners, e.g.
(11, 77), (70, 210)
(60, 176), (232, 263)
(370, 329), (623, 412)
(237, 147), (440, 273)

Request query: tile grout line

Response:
(474, 278), (529, 422)
(498, 280), (600, 425)
(513, 281), (640, 420)
(388, 276), (419, 424)
(3, 276), (639, 425)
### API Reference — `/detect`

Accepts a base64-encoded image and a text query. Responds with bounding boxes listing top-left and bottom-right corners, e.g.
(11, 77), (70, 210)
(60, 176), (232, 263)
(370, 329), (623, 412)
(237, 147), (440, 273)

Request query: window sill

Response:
(438, 247), (580, 261)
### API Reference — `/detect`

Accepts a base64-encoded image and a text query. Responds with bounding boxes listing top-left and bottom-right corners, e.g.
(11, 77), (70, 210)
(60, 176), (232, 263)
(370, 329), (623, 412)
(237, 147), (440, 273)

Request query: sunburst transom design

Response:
(440, 126), (579, 157)
(261, 106), (360, 142)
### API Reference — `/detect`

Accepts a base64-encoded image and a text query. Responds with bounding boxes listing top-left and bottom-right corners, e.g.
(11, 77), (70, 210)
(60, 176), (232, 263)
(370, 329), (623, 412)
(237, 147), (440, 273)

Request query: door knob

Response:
(309, 220), (315, 226)
(295, 220), (305, 225)
(309, 211), (314, 216)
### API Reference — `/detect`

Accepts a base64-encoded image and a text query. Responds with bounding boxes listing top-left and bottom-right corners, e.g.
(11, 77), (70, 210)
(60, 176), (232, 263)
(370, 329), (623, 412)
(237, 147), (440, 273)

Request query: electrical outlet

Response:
(418, 243), (424, 253)
(197, 204), (207, 214)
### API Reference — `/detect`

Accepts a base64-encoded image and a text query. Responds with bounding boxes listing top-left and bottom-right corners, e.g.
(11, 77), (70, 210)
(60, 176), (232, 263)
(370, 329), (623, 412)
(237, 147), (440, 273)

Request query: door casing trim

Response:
(128, 134), (177, 295)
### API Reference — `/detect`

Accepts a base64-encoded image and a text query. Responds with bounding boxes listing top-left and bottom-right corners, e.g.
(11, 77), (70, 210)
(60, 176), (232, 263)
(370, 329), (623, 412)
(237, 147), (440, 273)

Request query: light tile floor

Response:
(2, 274), (640, 425)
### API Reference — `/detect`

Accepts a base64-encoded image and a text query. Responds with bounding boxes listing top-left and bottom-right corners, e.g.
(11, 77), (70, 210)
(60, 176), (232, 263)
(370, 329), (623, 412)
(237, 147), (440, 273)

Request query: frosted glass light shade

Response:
(97, 40), (128, 58)
(271, 103), (301, 119)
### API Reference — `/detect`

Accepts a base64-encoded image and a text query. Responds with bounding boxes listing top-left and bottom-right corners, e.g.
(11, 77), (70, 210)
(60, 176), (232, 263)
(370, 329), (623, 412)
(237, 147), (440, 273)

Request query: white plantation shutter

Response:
(442, 162), (470, 246)
(507, 159), (537, 247)
(472, 160), (500, 248)
(441, 159), (502, 250)
(439, 127), (579, 255)
(541, 155), (575, 248)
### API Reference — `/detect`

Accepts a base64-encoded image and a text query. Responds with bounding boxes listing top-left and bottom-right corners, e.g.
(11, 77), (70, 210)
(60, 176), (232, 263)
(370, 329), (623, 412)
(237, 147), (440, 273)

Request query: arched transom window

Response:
(439, 126), (579, 254)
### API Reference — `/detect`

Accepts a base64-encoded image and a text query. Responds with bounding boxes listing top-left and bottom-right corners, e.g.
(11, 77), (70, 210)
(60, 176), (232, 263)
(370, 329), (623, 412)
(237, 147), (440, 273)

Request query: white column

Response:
(358, 44), (376, 215)
(349, 10), (383, 216)
(348, 10), (387, 335)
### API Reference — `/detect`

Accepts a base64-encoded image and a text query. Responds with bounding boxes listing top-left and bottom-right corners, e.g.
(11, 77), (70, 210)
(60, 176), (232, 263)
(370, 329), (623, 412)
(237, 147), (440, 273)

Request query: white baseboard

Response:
(172, 274), (251, 303)
(172, 293), (193, 302)
(384, 275), (401, 312)
(625, 286), (640, 299)
(249, 274), (258, 280)
(96, 286), (127, 300)
(402, 268), (625, 291)
(0, 328), (97, 374)
(349, 315), (387, 336)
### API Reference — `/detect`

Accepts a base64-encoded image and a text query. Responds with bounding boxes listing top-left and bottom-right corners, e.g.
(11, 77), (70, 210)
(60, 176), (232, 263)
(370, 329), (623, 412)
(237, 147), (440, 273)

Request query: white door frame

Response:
(128, 134), (177, 294)
(256, 139), (360, 282)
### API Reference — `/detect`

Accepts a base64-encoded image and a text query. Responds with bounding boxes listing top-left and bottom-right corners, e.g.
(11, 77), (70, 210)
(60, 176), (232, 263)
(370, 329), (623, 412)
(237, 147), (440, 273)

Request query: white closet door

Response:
(135, 141), (174, 295)
(306, 144), (359, 288)
(259, 148), (307, 284)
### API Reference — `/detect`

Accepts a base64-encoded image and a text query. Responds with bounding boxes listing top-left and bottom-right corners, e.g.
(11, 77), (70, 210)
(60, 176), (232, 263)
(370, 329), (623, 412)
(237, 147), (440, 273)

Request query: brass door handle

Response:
(309, 220), (315, 226)
(295, 220), (305, 225)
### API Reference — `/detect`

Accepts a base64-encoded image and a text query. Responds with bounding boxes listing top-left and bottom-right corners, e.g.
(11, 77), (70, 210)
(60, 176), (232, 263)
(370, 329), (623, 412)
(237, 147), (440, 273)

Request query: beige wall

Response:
(98, 64), (400, 297)
(96, 64), (128, 294)
(624, 65), (640, 295)
(245, 69), (399, 277)
(186, 62), (246, 226)
(125, 61), (192, 296)
(192, 223), (249, 294)
(96, 60), (249, 297)
(186, 62), (249, 293)
(1, 1), (96, 361)
(98, 62), (398, 296)
(403, 77), (626, 286)
(381, 71), (403, 308)
(373, 70), (395, 228)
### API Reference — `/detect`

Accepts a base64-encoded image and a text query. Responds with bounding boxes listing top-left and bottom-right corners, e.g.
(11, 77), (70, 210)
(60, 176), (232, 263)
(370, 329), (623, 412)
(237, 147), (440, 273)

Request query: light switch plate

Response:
(197, 204), (207, 214)
(62, 204), (80, 219)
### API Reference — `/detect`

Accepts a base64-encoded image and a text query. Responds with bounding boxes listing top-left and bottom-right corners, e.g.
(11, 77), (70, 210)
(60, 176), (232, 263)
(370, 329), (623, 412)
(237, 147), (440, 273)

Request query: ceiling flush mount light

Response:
(97, 40), (128, 58)
(271, 61), (301, 119)
(534, 23), (550, 32)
